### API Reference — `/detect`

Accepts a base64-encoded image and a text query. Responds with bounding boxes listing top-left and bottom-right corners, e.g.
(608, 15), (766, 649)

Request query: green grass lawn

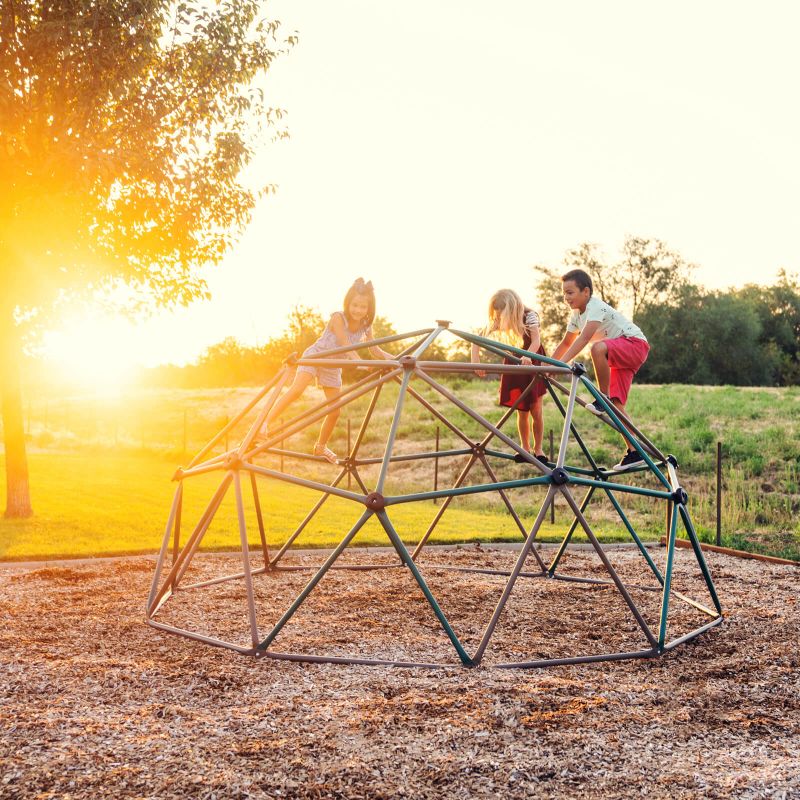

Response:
(3, 380), (800, 561)
(0, 451), (647, 561)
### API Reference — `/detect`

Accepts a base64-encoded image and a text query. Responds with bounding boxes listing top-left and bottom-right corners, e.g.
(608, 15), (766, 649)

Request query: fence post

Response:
(347, 418), (352, 490)
(549, 429), (555, 524)
(716, 441), (722, 546)
(433, 426), (440, 504)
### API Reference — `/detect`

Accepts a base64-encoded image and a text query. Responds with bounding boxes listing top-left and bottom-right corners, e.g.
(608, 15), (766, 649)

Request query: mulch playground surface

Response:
(1, 545), (798, 799)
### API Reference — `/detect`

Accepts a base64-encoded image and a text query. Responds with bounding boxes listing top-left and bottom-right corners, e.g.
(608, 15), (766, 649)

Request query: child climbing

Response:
(263, 278), (394, 463)
(471, 289), (549, 463)
(551, 268), (650, 472)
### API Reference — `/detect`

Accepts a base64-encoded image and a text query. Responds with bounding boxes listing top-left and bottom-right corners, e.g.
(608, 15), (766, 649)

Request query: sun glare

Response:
(43, 317), (139, 396)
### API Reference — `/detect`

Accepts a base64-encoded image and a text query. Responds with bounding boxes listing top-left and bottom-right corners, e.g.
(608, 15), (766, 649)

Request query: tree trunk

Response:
(0, 304), (33, 518)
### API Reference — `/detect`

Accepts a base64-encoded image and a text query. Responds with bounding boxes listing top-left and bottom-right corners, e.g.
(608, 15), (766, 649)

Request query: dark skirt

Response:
(498, 344), (547, 411)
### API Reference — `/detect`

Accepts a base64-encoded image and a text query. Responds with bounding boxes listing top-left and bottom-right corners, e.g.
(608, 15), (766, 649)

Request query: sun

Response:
(42, 315), (139, 396)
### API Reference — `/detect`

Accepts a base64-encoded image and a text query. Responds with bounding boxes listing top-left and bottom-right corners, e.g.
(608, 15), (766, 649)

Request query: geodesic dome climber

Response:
(146, 322), (723, 669)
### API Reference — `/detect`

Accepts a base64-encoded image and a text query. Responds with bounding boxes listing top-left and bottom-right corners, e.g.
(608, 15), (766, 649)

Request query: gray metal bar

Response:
(259, 650), (451, 669)
(146, 619), (255, 655)
(147, 483), (183, 613)
(234, 471), (260, 647)
(472, 487), (556, 663)
(558, 486), (659, 649)
(662, 616), (723, 651)
(250, 471), (270, 569)
(376, 370), (412, 493)
(237, 369), (292, 456)
(354, 448), (474, 466)
(187, 367), (288, 468)
(243, 462), (366, 504)
(414, 368), (552, 476)
(477, 452), (548, 572)
(292, 328), (434, 360)
(547, 486), (595, 575)
(245, 367), (403, 459)
(150, 474), (234, 614)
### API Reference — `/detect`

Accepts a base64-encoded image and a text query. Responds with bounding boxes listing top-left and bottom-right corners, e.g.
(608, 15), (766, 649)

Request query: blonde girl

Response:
(471, 289), (549, 462)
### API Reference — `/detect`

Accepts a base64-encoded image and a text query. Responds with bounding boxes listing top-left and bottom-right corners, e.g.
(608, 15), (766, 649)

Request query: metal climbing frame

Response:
(146, 321), (723, 668)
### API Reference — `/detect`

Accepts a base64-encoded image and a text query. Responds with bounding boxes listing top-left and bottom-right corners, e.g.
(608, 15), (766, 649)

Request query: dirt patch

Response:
(1, 548), (798, 799)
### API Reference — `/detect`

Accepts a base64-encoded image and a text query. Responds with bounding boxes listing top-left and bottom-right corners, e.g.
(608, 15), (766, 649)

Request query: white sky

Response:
(51, 0), (800, 368)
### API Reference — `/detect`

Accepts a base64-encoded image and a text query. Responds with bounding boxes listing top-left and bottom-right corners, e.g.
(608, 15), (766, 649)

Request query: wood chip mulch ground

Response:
(1, 545), (798, 799)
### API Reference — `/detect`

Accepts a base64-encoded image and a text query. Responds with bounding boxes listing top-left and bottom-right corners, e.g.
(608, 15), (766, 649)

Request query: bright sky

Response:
(46, 0), (800, 375)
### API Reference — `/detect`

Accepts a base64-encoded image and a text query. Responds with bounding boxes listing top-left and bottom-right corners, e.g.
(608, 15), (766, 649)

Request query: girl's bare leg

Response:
(516, 410), (531, 452)
(531, 396), (544, 455)
(265, 371), (314, 430)
(316, 386), (342, 448)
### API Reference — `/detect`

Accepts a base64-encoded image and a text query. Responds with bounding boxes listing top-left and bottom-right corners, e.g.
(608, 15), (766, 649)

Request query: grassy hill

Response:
(2, 379), (799, 560)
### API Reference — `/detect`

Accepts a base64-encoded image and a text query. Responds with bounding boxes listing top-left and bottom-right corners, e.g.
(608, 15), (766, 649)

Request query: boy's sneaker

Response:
(611, 450), (645, 472)
(586, 401), (606, 416)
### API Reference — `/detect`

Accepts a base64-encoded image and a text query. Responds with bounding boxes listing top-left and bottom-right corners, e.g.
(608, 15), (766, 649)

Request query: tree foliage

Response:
(636, 285), (779, 386)
(0, 0), (293, 515)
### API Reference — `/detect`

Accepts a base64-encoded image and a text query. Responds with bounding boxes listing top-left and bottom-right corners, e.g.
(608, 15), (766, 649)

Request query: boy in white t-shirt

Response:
(551, 269), (650, 471)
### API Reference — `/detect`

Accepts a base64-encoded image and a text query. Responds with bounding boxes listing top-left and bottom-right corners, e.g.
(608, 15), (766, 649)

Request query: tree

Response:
(0, 1), (293, 516)
(636, 285), (778, 386)
(532, 265), (566, 351)
(736, 270), (800, 385)
(617, 236), (693, 317)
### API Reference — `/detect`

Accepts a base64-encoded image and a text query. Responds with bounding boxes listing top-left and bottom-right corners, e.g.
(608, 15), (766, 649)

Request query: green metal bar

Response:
(568, 474), (673, 500)
(257, 510), (374, 650)
(386, 475), (552, 505)
(580, 377), (671, 490)
(658, 501), (680, 649)
(450, 328), (572, 370)
(602, 488), (664, 585)
(677, 503), (723, 615)
(547, 486), (595, 575)
(377, 511), (473, 666)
